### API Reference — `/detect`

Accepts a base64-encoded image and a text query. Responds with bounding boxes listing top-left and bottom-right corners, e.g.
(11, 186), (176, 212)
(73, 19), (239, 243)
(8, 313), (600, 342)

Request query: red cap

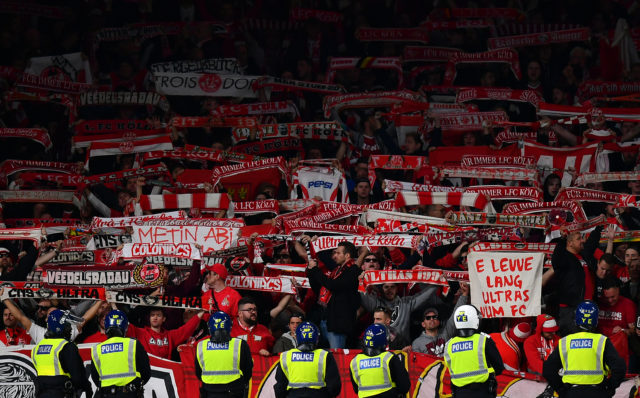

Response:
(203, 263), (228, 280)
(507, 322), (532, 343)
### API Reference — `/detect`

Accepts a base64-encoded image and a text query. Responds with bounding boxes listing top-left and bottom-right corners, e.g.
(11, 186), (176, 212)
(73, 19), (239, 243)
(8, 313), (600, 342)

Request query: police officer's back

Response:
(543, 300), (625, 398)
(274, 321), (341, 398)
(349, 323), (410, 398)
(443, 305), (504, 398)
(31, 309), (91, 398)
(195, 311), (252, 398)
(89, 310), (151, 397)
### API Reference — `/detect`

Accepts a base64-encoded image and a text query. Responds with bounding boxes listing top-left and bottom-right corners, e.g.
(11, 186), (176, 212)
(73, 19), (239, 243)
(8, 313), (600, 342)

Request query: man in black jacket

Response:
(551, 226), (603, 336)
(307, 241), (361, 349)
(0, 243), (38, 281)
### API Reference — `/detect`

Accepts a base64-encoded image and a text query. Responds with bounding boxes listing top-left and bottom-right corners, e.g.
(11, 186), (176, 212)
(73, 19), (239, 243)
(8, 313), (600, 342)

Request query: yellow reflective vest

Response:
(91, 337), (140, 387)
(559, 331), (608, 385)
(444, 334), (495, 387)
(350, 351), (396, 397)
(280, 349), (328, 390)
(32, 338), (71, 377)
(196, 338), (243, 384)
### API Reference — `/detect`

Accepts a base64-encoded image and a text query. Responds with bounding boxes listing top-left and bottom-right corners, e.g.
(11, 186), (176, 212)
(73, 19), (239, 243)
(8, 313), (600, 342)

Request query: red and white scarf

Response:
(448, 212), (548, 228)
(89, 211), (187, 230)
(212, 101), (299, 118)
(289, 8), (343, 23)
(355, 28), (429, 43)
(362, 269), (449, 288)
(502, 201), (587, 222)
(73, 129), (168, 149)
(232, 122), (350, 145)
(73, 119), (156, 134)
(402, 46), (461, 62)
(438, 166), (539, 183)
(0, 128), (52, 150)
(150, 58), (239, 74)
(169, 116), (258, 128)
(326, 57), (404, 87)
(0, 227), (42, 247)
(395, 191), (491, 211)
(225, 275), (298, 294)
(574, 171), (640, 186)
(115, 243), (201, 261)
(443, 49), (521, 85)
(143, 148), (257, 164)
(234, 200), (279, 215)
(456, 87), (541, 108)
(137, 193), (231, 211)
(78, 91), (170, 112)
(488, 28), (590, 49)
(87, 136), (173, 159)
(555, 187), (622, 203)
(252, 76), (345, 95)
(323, 90), (421, 118)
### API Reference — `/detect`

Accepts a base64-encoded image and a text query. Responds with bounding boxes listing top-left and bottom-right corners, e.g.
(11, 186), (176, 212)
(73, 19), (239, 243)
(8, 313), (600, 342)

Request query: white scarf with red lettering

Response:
(395, 191), (492, 212)
(443, 49), (521, 85)
(326, 57), (404, 87)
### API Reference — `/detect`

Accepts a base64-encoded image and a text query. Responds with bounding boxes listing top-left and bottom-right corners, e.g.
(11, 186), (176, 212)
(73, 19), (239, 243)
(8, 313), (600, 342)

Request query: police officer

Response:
(196, 311), (253, 398)
(349, 323), (410, 398)
(273, 321), (341, 398)
(90, 310), (151, 397)
(543, 300), (625, 398)
(31, 309), (92, 398)
(444, 305), (504, 398)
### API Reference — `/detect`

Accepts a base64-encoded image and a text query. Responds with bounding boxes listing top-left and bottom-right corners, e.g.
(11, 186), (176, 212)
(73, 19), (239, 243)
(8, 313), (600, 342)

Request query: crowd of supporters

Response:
(1, 0), (640, 387)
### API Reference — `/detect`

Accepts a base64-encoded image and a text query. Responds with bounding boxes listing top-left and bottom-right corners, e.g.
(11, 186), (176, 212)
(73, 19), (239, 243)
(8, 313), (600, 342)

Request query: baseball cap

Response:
(507, 322), (532, 343)
(423, 307), (439, 318)
(542, 316), (559, 333)
(0, 248), (9, 254)
(204, 263), (228, 280)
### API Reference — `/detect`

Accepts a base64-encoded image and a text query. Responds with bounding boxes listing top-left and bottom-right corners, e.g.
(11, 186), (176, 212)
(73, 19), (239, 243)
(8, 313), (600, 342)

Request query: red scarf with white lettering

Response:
(355, 28), (429, 43)
(443, 49), (521, 85)
(488, 28), (590, 49)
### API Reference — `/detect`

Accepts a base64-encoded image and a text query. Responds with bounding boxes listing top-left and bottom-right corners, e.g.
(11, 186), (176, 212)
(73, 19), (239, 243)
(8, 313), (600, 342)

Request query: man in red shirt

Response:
(128, 307), (204, 360)
(0, 307), (31, 346)
(202, 263), (242, 318)
(231, 297), (274, 356)
(598, 276), (636, 363)
(524, 314), (560, 375)
(488, 322), (531, 371)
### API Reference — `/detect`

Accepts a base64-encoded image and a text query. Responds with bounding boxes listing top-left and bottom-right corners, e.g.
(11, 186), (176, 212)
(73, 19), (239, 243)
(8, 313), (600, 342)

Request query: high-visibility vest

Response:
(31, 338), (71, 377)
(196, 338), (244, 384)
(91, 337), (140, 387)
(280, 349), (328, 390)
(444, 334), (495, 387)
(559, 331), (608, 385)
(350, 351), (396, 397)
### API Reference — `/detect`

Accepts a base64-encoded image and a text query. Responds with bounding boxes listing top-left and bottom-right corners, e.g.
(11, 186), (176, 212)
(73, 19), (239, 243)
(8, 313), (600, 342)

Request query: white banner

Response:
(153, 73), (258, 98)
(468, 251), (543, 318)
(131, 225), (238, 254)
(26, 52), (92, 83)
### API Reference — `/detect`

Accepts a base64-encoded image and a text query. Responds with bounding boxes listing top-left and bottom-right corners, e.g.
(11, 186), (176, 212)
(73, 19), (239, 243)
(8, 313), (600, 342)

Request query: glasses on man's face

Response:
(0, 253), (9, 258)
(364, 258), (377, 263)
(424, 315), (438, 321)
(241, 307), (257, 313)
(38, 306), (51, 312)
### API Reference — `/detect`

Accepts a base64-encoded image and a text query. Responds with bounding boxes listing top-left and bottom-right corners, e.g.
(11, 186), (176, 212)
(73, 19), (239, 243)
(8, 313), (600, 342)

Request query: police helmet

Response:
(105, 310), (129, 336)
(46, 309), (71, 338)
(208, 311), (232, 343)
(363, 323), (388, 356)
(575, 300), (598, 331)
(453, 305), (481, 337)
(296, 322), (319, 351)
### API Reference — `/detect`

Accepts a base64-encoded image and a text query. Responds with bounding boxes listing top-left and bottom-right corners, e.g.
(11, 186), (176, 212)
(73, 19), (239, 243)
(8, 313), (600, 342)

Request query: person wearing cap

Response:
(31, 309), (91, 398)
(488, 322), (532, 372)
(411, 282), (470, 357)
(524, 314), (560, 398)
(0, 238), (58, 281)
(202, 263), (242, 318)
(524, 314), (560, 375)
(543, 300), (625, 398)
